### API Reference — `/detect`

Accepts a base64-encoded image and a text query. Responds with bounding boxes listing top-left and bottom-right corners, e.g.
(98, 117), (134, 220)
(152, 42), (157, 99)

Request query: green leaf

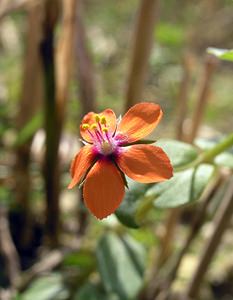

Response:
(207, 47), (233, 62)
(14, 112), (42, 146)
(72, 283), (109, 300)
(20, 273), (68, 300)
(156, 22), (185, 47)
(0, 186), (11, 205)
(73, 282), (120, 300)
(145, 164), (215, 208)
(195, 138), (233, 169)
(63, 250), (95, 269)
(121, 235), (146, 276)
(12, 294), (23, 300)
(96, 233), (145, 300)
(215, 153), (233, 169)
(115, 179), (151, 228)
(155, 139), (198, 169)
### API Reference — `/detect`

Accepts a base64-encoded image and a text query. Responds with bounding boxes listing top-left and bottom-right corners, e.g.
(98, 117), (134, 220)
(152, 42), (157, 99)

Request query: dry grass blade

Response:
(124, 0), (160, 111)
(0, 206), (21, 287)
(186, 176), (233, 299)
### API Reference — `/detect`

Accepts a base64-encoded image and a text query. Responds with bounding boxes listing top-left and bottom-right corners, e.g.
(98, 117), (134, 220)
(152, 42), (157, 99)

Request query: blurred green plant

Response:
(207, 48), (233, 62)
(155, 22), (185, 48)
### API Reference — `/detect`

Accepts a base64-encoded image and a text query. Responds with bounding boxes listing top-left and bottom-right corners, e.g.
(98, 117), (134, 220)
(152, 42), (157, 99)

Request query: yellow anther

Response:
(100, 116), (106, 125)
(90, 123), (97, 130)
(102, 127), (108, 133)
(82, 123), (90, 130)
(95, 114), (100, 122)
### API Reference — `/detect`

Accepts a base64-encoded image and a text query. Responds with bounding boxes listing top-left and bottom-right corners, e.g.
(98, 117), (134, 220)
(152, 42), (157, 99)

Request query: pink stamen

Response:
(105, 131), (111, 143)
(98, 122), (102, 133)
(95, 130), (104, 143)
(87, 129), (95, 139)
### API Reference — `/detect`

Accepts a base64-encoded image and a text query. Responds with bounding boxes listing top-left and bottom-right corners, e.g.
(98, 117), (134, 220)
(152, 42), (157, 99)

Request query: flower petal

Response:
(83, 160), (125, 219)
(68, 145), (96, 189)
(117, 144), (173, 183)
(117, 102), (163, 143)
(80, 109), (117, 142)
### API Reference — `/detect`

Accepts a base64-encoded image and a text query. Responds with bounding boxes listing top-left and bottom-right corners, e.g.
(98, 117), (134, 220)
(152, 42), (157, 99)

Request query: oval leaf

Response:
(20, 273), (68, 300)
(155, 139), (198, 168)
(145, 164), (215, 208)
(96, 233), (145, 300)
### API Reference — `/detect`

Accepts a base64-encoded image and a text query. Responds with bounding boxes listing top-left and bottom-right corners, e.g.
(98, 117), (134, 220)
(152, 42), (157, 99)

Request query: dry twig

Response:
(56, 0), (78, 123)
(139, 174), (223, 300)
(187, 55), (218, 143)
(75, 0), (96, 115)
(186, 176), (233, 299)
(14, 1), (43, 249)
(125, 0), (160, 111)
(17, 240), (81, 291)
(40, 0), (60, 247)
(0, 206), (21, 287)
(176, 53), (193, 141)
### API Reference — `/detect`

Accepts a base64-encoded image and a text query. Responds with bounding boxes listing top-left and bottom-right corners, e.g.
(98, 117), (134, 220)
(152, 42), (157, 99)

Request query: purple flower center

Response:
(82, 115), (127, 157)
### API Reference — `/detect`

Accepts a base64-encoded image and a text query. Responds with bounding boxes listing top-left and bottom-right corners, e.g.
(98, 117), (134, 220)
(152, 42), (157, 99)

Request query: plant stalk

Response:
(186, 176), (233, 299)
(175, 132), (233, 172)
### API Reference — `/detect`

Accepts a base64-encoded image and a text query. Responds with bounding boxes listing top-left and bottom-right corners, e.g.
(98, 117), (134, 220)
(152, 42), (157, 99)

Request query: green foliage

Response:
(207, 48), (233, 62)
(0, 186), (11, 206)
(215, 153), (233, 169)
(14, 112), (42, 146)
(155, 22), (185, 48)
(147, 164), (215, 208)
(155, 139), (198, 169)
(115, 179), (151, 228)
(73, 283), (109, 300)
(96, 232), (146, 300)
(195, 138), (233, 169)
(63, 250), (95, 269)
(18, 274), (69, 300)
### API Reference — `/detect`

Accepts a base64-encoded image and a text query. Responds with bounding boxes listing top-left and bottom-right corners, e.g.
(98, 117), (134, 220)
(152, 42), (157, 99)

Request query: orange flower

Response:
(68, 102), (173, 219)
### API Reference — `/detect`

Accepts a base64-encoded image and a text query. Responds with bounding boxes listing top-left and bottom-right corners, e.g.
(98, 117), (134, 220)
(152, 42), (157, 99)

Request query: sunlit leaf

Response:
(145, 164), (215, 208)
(96, 233), (145, 300)
(215, 153), (233, 169)
(20, 273), (68, 300)
(207, 47), (233, 62)
(155, 139), (198, 168)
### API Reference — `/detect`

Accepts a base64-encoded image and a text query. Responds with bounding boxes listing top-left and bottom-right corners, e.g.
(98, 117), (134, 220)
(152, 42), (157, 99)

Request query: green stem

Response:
(175, 133), (233, 172)
(135, 195), (154, 224)
(201, 132), (233, 162)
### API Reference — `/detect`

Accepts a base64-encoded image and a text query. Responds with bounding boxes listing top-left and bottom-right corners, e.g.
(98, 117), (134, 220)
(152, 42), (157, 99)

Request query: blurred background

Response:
(0, 0), (233, 299)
